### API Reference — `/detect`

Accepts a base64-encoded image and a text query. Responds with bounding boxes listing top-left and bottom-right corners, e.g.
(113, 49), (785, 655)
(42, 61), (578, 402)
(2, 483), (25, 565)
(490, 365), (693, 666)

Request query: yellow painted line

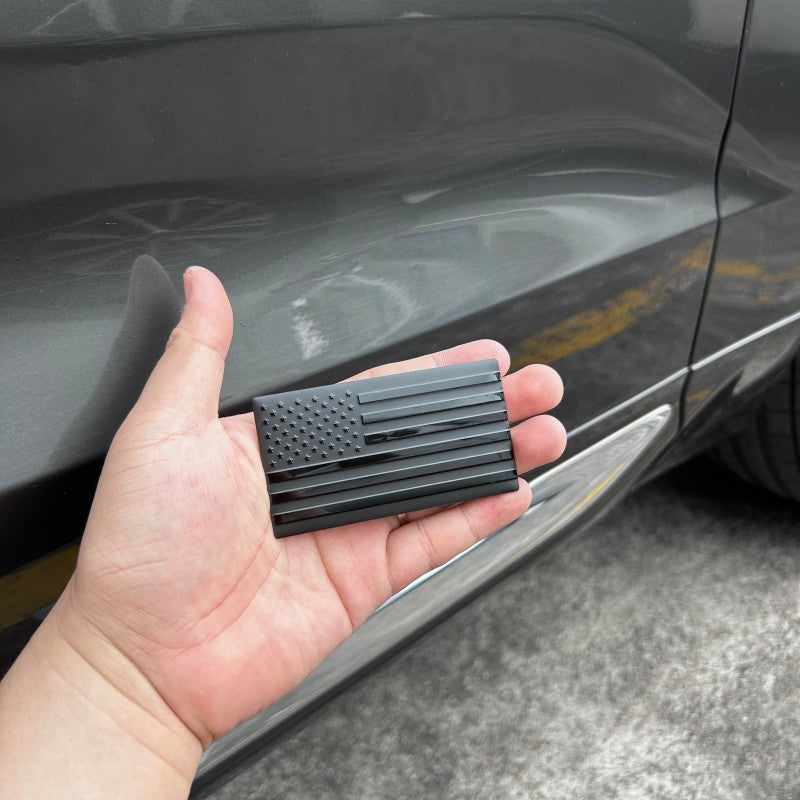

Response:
(511, 283), (668, 367)
(510, 244), (800, 372)
(511, 239), (713, 369)
(0, 544), (78, 631)
(714, 259), (800, 285)
(686, 387), (712, 405)
(681, 240), (715, 272)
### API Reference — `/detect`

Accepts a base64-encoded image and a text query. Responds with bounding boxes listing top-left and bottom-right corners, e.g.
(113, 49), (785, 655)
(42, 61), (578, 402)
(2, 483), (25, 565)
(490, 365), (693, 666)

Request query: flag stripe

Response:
(357, 366), (498, 404)
(273, 477), (521, 537)
(360, 388), (504, 424)
(272, 462), (517, 521)
(364, 403), (507, 444)
(267, 419), (512, 479)
(269, 440), (513, 498)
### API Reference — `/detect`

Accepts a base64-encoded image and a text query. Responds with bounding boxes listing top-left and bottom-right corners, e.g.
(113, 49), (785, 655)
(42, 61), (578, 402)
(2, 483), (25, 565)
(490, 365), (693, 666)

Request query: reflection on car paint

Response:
(511, 239), (714, 369)
(40, 198), (276, 274)
(0, 10), (744, 571)
(49, 255), (181, 469)
(0, 545), (78, 632)
(696, 0), (800, 357)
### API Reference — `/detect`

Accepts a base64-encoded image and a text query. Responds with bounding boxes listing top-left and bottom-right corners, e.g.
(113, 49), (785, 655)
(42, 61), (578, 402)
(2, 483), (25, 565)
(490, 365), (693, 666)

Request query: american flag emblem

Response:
(253, 359), (518, 537)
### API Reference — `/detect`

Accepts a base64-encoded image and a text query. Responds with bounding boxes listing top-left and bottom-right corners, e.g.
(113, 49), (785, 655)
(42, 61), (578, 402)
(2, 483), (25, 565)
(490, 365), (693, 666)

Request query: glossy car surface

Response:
(1, 0), (799, 793)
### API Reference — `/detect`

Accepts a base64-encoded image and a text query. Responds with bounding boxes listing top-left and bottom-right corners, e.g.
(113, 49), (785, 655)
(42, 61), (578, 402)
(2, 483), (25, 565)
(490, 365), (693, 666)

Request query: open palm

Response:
(63, 267), (565, 746)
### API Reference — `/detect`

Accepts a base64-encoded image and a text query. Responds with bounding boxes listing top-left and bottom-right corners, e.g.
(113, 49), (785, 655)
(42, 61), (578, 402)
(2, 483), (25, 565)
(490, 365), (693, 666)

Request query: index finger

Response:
(346, 339), (510, 381)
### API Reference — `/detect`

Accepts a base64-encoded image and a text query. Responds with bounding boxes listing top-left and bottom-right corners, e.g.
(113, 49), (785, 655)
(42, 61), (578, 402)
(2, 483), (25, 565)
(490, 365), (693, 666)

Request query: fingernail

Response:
(183, 267), (199, 303)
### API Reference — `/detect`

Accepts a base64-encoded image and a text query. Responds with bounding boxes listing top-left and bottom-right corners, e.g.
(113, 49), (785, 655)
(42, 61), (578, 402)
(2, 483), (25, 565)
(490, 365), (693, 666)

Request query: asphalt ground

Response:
(208, 456), (800, 800)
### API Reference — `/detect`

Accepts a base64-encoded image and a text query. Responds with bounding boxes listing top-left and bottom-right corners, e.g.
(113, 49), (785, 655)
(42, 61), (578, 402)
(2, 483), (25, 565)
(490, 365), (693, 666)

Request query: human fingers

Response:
(401, 413), (566, 523)
(132, 267), (233, 427)
(385, 478), (533, 593)
(347, 340), (510, 380)
(503, 364), (563, 422)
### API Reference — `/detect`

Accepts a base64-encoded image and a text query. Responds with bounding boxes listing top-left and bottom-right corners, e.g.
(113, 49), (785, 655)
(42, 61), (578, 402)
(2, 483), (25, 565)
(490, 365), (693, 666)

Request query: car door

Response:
(0, 0), (747, 577)
(684, 0), (800, 436)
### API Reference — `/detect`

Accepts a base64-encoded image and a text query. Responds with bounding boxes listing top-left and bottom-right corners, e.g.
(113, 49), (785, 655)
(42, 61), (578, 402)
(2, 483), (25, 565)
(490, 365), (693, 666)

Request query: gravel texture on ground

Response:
(209, 459), (800, 800)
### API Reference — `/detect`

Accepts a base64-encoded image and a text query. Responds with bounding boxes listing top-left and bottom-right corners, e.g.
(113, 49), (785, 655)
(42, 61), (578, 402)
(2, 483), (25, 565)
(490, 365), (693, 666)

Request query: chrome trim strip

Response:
(567, 369), (686, 440)
(197, 404), (675, 783)
(691, 309), (800, 371)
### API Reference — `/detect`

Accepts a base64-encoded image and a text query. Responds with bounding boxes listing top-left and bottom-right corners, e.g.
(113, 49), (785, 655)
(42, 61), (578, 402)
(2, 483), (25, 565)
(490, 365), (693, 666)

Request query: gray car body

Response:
(1, 0), (799, 791)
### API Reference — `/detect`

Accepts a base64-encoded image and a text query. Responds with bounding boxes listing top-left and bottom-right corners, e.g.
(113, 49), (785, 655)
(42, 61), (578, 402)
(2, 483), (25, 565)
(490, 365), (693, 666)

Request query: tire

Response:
(711, 356), (800, 502)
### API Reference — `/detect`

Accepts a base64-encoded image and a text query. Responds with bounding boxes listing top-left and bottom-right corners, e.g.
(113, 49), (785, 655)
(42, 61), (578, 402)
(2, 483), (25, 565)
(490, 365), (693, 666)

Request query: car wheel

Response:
(711, 356), (800, 502)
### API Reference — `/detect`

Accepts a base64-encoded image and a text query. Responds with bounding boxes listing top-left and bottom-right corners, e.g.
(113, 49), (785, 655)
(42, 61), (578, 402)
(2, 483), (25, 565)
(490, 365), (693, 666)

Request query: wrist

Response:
(53, 582), (204, 774)
(0, 582), (203, 798)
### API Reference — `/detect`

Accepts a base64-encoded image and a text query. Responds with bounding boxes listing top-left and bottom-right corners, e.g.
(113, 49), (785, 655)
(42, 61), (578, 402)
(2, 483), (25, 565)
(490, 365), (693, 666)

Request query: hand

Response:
(48, 268), (566, 750)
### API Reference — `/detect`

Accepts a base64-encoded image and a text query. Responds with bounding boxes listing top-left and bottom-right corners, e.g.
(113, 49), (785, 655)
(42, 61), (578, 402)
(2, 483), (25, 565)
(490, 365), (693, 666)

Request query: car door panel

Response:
(685, 0), (800, 432)
(0, 6), (744, 571)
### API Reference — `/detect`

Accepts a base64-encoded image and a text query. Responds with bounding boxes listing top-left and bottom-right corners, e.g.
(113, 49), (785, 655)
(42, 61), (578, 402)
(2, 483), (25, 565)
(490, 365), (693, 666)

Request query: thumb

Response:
(131, 266), (234, 428)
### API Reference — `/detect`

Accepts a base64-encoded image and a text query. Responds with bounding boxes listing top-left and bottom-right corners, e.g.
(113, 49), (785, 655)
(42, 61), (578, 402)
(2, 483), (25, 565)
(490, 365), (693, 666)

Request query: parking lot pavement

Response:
(208, 458), (800, 800)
